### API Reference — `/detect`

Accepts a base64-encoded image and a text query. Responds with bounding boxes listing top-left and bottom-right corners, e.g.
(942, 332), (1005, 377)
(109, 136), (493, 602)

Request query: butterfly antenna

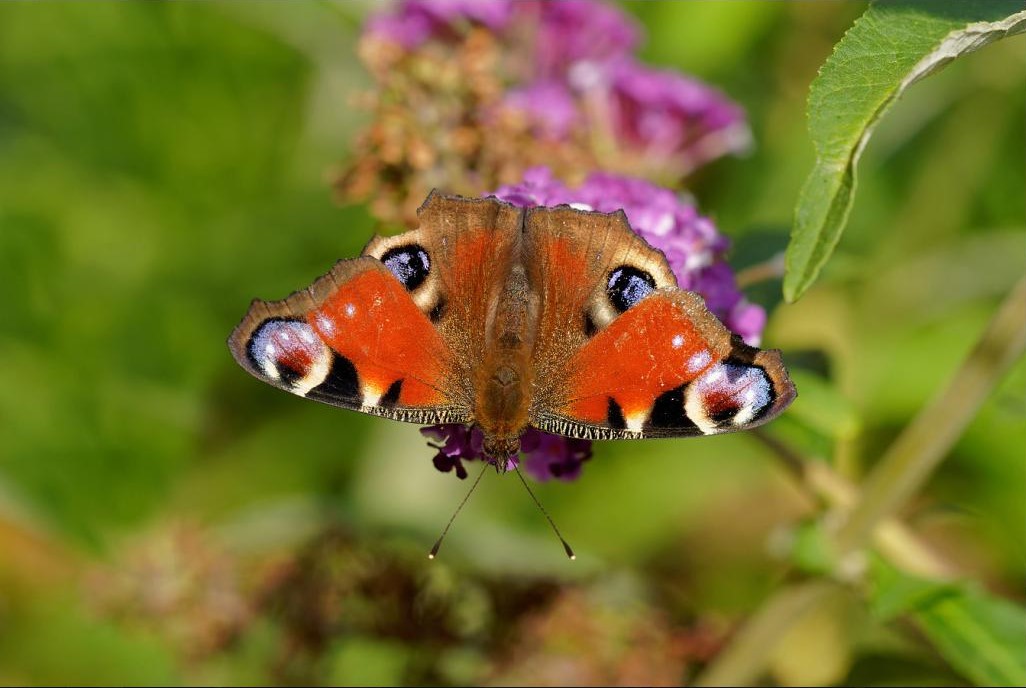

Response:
(429, 462), (490, 559)
(513, 464), (576, 560)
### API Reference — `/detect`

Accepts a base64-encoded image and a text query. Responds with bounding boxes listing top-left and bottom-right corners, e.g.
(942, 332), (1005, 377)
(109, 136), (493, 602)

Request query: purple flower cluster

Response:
(423, 425), (593, 483)
(601, 60), (751, 172)
(365, 0), (749, 174)
(366, 0), (512, 49)
(421, 168), (764, 482)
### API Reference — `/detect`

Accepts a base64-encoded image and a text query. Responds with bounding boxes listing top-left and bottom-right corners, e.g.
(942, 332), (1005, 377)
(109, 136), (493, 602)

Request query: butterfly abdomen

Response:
(475, 263), (539, 457)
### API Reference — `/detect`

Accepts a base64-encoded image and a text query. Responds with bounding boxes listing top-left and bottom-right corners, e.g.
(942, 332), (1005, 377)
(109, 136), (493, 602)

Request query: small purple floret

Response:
(519, 429), (593, 482)
(421, 424), (590, 482)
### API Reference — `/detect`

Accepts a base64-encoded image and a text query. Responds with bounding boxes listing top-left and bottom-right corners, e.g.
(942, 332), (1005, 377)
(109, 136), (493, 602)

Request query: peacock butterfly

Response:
(228, 192), (796, 463)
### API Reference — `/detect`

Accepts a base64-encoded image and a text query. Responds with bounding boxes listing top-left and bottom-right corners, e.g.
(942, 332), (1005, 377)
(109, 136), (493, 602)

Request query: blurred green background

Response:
(0, 2), (1022, 685)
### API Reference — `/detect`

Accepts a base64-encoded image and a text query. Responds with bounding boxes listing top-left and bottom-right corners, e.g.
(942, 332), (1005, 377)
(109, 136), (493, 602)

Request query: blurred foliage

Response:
(0, 1), (1023, 685)
(785, 0), (1026, 301)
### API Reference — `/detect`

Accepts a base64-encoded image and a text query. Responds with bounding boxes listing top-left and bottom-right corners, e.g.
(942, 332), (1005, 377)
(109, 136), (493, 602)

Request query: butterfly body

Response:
(475, 262), (537, 458)
(229, 192), (796, 461)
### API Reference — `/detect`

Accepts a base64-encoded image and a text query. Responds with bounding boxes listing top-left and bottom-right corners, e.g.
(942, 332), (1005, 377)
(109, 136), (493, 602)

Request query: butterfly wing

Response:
(525, 205), (796, 439)
(228, 192), (524, 425)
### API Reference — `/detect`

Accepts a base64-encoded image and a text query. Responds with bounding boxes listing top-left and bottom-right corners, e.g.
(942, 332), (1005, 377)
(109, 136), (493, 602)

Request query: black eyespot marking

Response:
(274, 363), (303, 389)
(246, 317), (301, 367)
(606, 397), (627, 429)
(246, 317), (320, 390)
(724, 357), (776, 422)
(607, 266), (656, 313)
(306, 353), (359, 403)
(709, 404), (741, 425)
(380, 379), (403, 407)
(648, 384), (697, 430)
(382, 244), (430, 291)
(429, 296), (447, 323)
(583, 312), (597, 338)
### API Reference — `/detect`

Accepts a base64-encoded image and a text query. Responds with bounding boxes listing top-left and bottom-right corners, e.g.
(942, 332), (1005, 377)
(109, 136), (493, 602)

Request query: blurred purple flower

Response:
(347, 1), (751, 224)
(367, 0), (512, 49)
(602, 59), (752, 172)
(362, 0), (746, 164)
(500, 80), (579, 140)
(522, 0), (641, 79)
(367, 0), (637, 72)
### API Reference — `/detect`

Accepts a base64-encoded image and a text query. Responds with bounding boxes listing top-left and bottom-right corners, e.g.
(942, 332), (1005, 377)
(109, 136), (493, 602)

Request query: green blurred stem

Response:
(754, 431), (955, 580)
(693, 580), (839, 687)
(834, 275), (1026, 556)
(697, 276), (1026, 686)
(736, 252), (785, 289)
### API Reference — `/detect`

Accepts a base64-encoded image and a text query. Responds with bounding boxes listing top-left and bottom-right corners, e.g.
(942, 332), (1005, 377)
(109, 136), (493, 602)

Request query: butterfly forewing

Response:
(228, 258), (468, 425)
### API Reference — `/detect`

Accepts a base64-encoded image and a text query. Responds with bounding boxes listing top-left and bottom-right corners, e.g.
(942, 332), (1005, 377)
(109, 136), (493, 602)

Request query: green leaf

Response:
(784, 0), (1026, 302)
(915, 588), (1026, 687)
(868, 556), (957, 622)
(869, 559), (1026, 686)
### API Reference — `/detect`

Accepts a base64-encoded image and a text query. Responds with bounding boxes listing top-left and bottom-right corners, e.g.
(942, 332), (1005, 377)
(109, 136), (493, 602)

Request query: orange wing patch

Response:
(310, 269), (449, 407)
(561, 296), (715, 427)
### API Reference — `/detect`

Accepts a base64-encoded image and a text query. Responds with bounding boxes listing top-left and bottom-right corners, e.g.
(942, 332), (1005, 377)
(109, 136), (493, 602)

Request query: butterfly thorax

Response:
(475, 263), (539, 460)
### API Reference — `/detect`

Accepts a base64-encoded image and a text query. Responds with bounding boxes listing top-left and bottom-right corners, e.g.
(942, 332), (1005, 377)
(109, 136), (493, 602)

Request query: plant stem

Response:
(754, 430), (956, 579)
(693, 580), (838, 687)
(834, 275), (1026, 555)
(736, 252), (786, 289)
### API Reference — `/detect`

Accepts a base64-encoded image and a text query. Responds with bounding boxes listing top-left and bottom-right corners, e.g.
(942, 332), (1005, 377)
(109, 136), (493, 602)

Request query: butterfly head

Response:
(482, 433), (521, 472)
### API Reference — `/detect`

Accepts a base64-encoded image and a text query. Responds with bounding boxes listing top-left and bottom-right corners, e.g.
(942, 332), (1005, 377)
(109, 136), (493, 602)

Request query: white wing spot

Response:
(344, 303), (356, 318)
(316, 313), (334, 335)
(687, 350), (711, 374)
(671, 334), (685, 349)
